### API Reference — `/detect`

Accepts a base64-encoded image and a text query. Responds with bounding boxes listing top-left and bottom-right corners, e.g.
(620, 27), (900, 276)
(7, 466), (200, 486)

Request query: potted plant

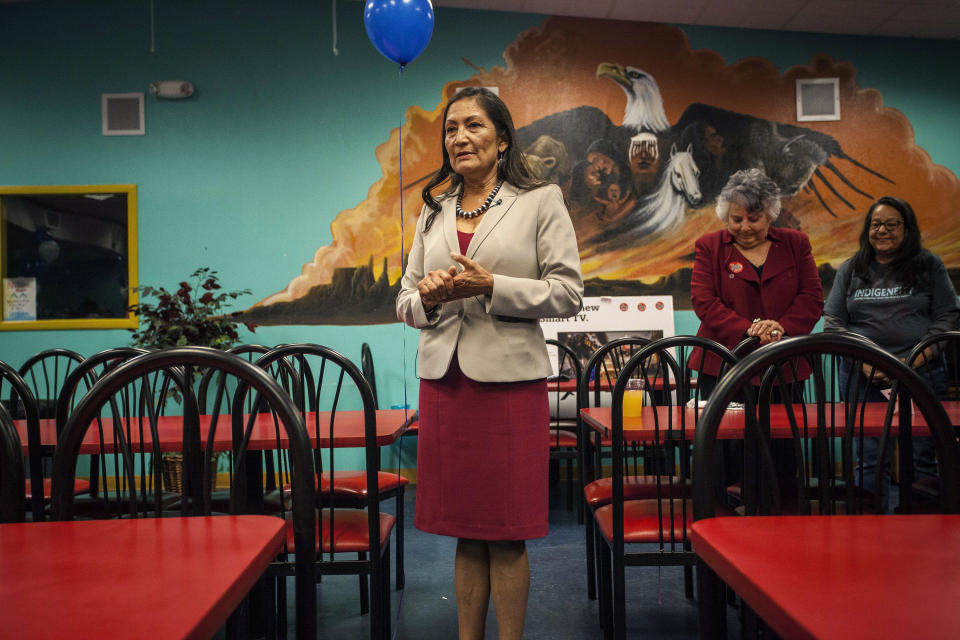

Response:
(129, 267), (252, 491)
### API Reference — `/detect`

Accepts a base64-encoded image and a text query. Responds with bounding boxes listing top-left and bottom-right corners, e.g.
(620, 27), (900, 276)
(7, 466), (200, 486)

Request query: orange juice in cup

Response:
(622, 378), (645, 418)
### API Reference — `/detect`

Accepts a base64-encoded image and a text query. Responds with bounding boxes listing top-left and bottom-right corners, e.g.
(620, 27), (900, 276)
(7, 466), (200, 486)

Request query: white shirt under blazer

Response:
(397, 182), (584, 382)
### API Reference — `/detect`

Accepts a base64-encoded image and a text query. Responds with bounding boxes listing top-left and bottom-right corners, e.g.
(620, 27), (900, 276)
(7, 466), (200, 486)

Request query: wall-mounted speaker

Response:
(796, 78), (840, 122)
(102, 92), (145, 136)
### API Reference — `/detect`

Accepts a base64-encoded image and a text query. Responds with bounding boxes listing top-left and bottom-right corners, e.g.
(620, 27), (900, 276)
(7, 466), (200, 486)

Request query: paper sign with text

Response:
(541, 295), (675, 378)
(3, 277), (37, 321)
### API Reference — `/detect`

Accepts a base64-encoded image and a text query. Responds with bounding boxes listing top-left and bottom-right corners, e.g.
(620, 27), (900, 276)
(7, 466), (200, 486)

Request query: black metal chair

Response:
(0, 403), (26, 523)
(54, 347), (152, 512)
(579, 336), (652, 602)
(15, 348), (86, 514)
(18, 348), (85, 419)
(546, 339), (583, 516)
(1, 360), (41, 519)
(50, 346), (318, 639)
(692, 333), (960, 639)
(360, 343), (379, 409)
(196, 344), (296, 511)
(593, 335), (738, 640)
(255, 343), (395, 640)
(905, 330), (960, 504)
(359, 341), (409, 590)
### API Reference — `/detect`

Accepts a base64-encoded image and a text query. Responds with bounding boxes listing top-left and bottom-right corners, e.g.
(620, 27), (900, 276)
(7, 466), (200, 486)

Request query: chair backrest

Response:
(0, 360), (40, 518)
(546, 338), (583, 433)
(50, 346), (317, 636)
(0, 403), (26, 523)
(55, 347), (150, 430)
(198, 344), (302, 496)
(52, 348), (191, 517)
(607, 336), (738, 547)
(693, 333), (960, 521)
(18, 348), (85, 419)
(360, 342), (379, 409)
(731, 336), (760, 359)
(580, 337), (653, 409)
(908, 331), (960, 400)
(254, 344), (381, 512)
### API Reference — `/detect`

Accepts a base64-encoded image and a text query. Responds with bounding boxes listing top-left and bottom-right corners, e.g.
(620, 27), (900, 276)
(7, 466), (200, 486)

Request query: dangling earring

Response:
(497, 150), (505, 171)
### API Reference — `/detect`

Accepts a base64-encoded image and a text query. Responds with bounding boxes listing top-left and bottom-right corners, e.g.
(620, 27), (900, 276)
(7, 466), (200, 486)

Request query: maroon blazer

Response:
(688, 227), (824, 377)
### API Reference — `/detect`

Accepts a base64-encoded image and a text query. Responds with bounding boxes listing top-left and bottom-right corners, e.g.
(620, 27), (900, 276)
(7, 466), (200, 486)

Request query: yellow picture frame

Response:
(0, 184), (138, 331)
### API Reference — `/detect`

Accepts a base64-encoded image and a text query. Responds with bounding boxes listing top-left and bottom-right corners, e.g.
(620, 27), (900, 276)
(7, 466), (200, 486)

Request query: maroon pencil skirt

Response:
(414, 356), (549, 540)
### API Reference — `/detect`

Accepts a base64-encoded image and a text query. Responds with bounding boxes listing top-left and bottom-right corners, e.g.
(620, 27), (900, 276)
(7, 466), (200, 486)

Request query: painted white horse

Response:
(630, 143), (702, 235)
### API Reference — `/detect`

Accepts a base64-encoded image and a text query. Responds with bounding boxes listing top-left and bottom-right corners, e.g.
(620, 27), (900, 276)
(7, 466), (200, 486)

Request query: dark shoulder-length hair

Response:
(851, 196), (928, 290)
(420, 87), (543, 233)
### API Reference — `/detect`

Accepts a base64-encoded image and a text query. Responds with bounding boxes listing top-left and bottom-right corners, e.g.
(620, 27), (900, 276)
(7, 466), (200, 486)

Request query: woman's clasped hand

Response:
(418, 252), (494, 309)
(746, 317), (785, 344)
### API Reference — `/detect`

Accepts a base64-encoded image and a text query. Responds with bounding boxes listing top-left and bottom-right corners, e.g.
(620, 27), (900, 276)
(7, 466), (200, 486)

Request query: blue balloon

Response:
(363, 0), (434, 68)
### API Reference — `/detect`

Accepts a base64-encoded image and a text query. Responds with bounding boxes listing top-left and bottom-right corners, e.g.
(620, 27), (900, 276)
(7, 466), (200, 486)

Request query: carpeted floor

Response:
(299, 481), (719, 639)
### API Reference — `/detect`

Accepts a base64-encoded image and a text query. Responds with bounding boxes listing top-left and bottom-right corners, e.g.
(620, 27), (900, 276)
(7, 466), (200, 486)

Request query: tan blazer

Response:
(396, 182), (583, 382)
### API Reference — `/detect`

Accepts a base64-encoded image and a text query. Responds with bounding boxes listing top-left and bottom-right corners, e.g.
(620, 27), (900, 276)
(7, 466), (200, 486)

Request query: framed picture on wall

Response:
(0, 184), (138, 331)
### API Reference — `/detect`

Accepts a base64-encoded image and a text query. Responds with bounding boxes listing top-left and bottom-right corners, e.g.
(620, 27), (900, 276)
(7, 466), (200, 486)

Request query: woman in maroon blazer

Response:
(689, 168), (824, 395)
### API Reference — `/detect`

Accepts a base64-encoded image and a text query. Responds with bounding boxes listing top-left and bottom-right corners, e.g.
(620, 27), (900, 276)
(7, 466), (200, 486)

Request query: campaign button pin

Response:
(729, 261), (744, 273)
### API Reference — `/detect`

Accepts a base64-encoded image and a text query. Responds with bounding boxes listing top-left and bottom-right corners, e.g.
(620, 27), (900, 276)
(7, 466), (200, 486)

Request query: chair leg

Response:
(696, 560), (725, 640)
(396, 486), (405, 590)
(585, 507), (597, 600)
(382, 543), (392, 640)
(576, 473), (585, 525)
(613, 545), (626, 640)
(566, 455), (574, 511)
(277, 574), (288, 640)
(370, 542), (391, 640)
(359, 552), (370, 615)
(684, 564), (694, 599)
(598, 536), (613, 639)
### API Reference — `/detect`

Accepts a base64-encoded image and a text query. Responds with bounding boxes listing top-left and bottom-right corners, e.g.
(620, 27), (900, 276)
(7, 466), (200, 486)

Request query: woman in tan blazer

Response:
(397, 87), (582, 640)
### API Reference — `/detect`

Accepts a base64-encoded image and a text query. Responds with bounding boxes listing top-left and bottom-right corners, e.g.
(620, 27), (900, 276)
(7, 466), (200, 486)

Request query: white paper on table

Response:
(686, 398), (744, 411)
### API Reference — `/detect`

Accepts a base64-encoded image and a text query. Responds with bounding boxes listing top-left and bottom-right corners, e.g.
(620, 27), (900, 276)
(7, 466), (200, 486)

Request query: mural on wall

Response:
(238, 17), (960, 326)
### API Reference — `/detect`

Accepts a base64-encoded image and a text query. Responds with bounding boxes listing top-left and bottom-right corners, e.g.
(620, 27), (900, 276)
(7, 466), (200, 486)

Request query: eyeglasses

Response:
(870, 220), (903, 232)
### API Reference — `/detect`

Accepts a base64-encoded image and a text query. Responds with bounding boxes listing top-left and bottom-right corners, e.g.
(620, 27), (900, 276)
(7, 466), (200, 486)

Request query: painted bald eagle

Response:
(596, 62), (670, 133)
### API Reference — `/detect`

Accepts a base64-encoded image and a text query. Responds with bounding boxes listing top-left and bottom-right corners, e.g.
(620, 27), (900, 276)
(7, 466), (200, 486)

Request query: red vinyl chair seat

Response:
(549, 428), (578, 448)
(318, 471), (409, 496)
(594, 498), (733, 544)
(584, 475), (691, 507)
(281, 471), (408, 497)
(269, 471), (408, 511)
(283, 509), (395, 553)
(25, 478), (89, 501)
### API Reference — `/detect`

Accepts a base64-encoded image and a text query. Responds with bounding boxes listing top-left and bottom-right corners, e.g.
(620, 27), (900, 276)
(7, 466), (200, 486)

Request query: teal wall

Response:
(1, 2), (958, 448)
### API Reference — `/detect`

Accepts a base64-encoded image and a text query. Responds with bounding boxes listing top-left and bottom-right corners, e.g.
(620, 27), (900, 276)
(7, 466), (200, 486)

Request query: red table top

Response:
(691, 515), (960, 640)
(580, 401), (960, 441)
(0, 515), (285, 640)
(19, 408), (413, 454)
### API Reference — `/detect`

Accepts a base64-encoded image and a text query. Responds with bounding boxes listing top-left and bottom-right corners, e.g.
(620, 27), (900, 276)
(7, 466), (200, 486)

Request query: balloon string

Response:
(393, 63), (408, 640)
(399, 64), (409, 428)
(331, 0), (339, 56)
(149, 0), (156, 53)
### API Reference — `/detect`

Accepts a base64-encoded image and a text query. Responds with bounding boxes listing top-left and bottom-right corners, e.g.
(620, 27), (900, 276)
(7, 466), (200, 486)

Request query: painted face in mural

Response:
(585, 150), (618, 187)
(704, 125), (725, 158)
(444, 98), (508, 185)
(726, 202), (771, 250)
(868, 203), (905, 263)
